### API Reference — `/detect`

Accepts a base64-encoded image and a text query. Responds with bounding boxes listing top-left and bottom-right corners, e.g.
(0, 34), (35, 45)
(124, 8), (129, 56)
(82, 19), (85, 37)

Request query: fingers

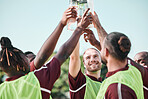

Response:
(66, 8), (77, 20)
(84, 34), (88, 42)
(76, 16), (82, 24)
(84, 29), (93, 34)
(83, 29), (93, 42)
(94, 11), (97, 16)
(82, 8), (90, 18)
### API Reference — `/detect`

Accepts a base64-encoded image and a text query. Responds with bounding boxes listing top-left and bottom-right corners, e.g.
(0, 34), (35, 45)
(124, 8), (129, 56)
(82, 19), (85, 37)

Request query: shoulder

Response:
(105, 83), (137, 99)
(143, 67), (148, 87)
(68, 70), (86, 90)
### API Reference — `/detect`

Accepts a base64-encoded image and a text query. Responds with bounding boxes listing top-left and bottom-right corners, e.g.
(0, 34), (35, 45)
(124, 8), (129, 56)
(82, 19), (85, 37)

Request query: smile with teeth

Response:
(89, 62), (99, 67)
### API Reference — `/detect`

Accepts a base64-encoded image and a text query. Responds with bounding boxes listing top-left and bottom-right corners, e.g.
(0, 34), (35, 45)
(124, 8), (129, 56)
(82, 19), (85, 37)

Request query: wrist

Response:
(74, 26), (84, 35)
(94, 40), (100, 46)
(77, 25), (85, 31)
(60, 21), (66, 27)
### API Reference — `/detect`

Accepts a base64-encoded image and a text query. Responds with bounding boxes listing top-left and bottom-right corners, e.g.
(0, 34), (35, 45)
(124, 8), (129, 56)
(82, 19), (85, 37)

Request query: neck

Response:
(86, 70), (101, 79)
(6, 71), (25, 78)
(106, 57), (127, 72)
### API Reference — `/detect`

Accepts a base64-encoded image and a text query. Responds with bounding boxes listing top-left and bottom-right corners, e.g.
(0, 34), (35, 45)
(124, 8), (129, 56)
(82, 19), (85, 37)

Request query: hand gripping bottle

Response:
(67, 0), (78, 31)
(78, 0), (94, 28)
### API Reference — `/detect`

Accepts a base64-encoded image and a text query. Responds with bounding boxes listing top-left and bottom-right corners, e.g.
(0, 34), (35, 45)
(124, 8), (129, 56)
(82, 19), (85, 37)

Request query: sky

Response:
(0, 0), (148, 59)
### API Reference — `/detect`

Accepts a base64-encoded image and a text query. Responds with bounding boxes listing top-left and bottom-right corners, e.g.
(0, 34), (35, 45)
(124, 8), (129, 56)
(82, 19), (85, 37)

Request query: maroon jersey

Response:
(68, 70), (102, 99)
(6, 57), (61, 99)
(104, 65), (137, 99)
(129, 60), (148, 99)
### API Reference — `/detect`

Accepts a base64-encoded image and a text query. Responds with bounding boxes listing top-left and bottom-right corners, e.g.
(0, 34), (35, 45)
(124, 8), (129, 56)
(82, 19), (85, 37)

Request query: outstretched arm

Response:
(69, 41), (81, 78)
(34, 7), (77, 69)
(55, 8), (92, 65)
(90, 11), (108, 47)
(84, 29), (101, 51)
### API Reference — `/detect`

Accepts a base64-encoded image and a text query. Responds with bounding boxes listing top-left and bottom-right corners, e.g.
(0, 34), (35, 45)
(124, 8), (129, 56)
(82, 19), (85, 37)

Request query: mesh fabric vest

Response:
(0, 72), (42, 99)
(96, 65), (144, 99)
(84, 75), (101, 99)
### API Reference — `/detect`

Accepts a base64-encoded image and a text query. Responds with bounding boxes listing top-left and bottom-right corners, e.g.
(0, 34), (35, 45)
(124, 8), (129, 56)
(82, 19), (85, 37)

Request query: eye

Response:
(94, 55), (98, 58)
(86, 56), (90, 59)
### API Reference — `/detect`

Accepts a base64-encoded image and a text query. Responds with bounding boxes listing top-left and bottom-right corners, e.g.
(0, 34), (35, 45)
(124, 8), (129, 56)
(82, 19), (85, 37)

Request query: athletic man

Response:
(68, 28), (102, 99)
(0, 8), (92, 99)
(92, 13), (148, 99)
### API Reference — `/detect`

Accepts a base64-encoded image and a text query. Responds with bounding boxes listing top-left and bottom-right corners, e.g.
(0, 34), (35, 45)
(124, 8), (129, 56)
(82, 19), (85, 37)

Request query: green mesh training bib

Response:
(96, 65), (144, 99)
(84, 75), (101, 99)
(0, 72), (42, 99)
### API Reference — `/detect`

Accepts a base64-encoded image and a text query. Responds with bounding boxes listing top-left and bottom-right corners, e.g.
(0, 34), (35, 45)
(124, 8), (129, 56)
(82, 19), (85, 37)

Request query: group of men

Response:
(0, 6), (148, 99)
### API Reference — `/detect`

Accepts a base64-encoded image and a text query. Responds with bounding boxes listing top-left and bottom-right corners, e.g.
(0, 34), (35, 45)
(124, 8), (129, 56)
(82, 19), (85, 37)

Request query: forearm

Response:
(93, 40), (101, 51)
(96, 25), (107, 47)
(34, 21), (65, 69)
(55, 27), (83, 65)
(69, 42), (81, 78)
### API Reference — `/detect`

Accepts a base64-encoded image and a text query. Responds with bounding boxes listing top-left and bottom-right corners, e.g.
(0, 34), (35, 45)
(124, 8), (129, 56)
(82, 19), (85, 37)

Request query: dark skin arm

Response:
(34, 7), (77, 69)
(55, 8), (92, 65)
(90, 11), (107, 47)
(91, 11), (146, 79)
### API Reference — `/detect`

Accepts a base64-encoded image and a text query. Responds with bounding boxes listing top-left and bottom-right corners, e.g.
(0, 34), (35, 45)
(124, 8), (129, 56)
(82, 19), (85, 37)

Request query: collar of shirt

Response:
(106, 64), (129, 78)
(86, 74), (102, 82)
(5, 74), (24, 81)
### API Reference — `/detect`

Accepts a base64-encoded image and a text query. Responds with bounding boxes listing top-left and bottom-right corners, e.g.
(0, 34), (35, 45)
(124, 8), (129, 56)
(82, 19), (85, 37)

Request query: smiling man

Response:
(68, 40), (102, 99)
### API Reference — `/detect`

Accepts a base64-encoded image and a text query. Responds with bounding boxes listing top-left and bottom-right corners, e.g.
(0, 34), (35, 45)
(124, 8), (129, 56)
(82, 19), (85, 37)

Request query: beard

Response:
(86, 64), (101, 72)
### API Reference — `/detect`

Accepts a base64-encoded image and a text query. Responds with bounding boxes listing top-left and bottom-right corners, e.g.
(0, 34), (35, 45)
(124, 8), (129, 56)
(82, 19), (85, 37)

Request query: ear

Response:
(83, 61), (86, 68)
(105, 48), (109, 57)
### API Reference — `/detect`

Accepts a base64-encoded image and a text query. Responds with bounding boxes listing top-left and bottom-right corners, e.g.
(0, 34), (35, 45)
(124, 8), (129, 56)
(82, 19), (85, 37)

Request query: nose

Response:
(90, 57), (96, 63)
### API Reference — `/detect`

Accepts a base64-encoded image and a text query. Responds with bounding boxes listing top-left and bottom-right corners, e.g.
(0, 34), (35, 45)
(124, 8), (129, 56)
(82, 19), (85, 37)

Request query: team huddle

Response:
(0, 7), (148, 99)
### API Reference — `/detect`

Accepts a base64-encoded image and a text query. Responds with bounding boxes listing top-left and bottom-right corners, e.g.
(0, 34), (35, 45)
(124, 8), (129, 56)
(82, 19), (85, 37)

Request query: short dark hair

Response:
(104, 32), (131, 61)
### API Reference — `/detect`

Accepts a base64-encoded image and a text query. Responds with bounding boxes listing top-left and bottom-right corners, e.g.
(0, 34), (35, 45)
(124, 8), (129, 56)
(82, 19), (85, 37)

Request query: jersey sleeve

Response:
(33, 57), (61, 98)
(105, 83), (137, 99)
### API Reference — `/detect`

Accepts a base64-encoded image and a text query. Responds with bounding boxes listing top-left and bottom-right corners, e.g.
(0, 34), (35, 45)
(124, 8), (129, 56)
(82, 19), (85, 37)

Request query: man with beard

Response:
(89, 11), (145, 99)
(68, 28), (102, 99)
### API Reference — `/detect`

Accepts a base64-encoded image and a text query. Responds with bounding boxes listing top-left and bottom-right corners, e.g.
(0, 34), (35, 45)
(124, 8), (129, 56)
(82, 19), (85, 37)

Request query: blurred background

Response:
(0, 0), (148, 98)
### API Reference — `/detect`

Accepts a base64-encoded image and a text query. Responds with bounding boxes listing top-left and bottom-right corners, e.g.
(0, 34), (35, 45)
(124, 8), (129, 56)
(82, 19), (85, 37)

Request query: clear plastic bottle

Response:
(87, 0), (94, 13)
(87, 0), (94, 28)
(78, 0), (94, 28)
(67, 0), (78, 31)
(78, 0), (88, 17)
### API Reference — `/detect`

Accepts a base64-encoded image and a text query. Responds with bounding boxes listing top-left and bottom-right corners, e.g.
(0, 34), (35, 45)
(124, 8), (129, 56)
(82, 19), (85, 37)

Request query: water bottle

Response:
(87, 0), (94, 13)
(78, 0), (94, 28)
(67, 0), (78, 31)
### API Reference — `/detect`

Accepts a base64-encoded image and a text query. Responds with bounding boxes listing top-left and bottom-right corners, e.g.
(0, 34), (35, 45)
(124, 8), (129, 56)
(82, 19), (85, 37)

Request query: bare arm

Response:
(90, 11), (108, 47)
(55, 8), (92, 65)
(69, 41), (81, 78)
(34, 7), (77, 69)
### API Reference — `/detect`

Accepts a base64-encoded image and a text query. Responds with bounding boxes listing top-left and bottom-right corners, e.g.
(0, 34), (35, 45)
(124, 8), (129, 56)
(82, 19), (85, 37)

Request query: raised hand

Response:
(77, 8), (92, 30)
(61, 7), (77, 26)
(90, 11), (101, 29)
(84, 29), (101, 51)
(90, 11), (107, 47)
